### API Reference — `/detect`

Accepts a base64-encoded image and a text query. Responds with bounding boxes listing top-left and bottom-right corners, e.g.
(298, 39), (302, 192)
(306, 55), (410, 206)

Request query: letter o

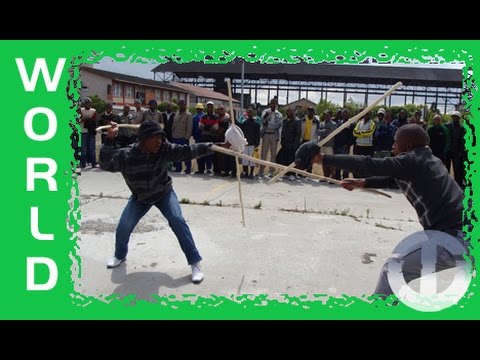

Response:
(24, 107), (57, 141)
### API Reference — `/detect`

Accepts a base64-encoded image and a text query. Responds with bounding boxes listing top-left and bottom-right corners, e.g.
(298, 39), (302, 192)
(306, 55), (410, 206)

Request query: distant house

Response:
(80, 66), (191, 107)
(169, 81), (240, 111)
(280, 98), (317, 113)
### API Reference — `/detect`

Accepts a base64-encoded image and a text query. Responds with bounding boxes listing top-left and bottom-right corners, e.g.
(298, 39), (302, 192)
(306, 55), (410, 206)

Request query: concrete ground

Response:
(75, 163), (422, 302)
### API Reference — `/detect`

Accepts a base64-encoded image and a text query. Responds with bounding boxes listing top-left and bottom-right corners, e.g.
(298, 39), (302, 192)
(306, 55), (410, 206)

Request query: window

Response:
(107, 84), (112, 95)
(125, 85), (134, 98)
(155, 89), (162, 102)
(136, 92), (145, 104)
(113, 83), (123, 97)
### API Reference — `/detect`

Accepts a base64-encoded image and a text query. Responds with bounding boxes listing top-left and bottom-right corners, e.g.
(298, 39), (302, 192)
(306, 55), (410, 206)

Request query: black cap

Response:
(138, 121), (165, 141)
(295, 141), (320, 169)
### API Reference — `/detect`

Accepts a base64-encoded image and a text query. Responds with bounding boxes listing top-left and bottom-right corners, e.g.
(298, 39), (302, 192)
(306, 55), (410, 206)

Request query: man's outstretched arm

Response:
(340, 177), (397, 191)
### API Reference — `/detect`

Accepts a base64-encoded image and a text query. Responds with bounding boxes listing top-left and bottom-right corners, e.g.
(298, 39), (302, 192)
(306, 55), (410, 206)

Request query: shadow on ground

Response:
(110, 264), (192, 300)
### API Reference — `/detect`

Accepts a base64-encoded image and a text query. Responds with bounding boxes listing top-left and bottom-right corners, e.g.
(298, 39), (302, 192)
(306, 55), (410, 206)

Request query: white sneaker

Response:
(191, 262), (204, 284)
(106, 256), (126, 269)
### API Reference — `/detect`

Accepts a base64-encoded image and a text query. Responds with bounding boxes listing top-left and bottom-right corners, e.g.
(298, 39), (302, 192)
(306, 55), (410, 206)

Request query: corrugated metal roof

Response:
(152, 59), (462, 87)
(170, 82), (240, 103)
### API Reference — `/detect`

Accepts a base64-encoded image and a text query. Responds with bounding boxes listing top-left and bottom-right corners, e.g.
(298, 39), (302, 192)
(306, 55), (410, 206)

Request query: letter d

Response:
(26, 257), (58, 291)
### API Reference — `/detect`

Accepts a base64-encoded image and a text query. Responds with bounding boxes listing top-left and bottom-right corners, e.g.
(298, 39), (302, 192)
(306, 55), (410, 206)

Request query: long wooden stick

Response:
(95, 124), (140, 132)
(226, 78), (246, 227)
(268, 81), (403, 184)
(211, 145), (391, 198)
(95, 123), (390, 198)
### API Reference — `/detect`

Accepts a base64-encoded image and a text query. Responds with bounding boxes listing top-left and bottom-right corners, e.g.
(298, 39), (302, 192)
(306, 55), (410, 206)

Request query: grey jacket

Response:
(261, 109), (283, 140)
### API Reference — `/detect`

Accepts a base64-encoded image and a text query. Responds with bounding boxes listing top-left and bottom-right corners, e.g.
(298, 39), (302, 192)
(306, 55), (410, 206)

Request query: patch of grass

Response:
(216, 200), (223, 207)
(347, 214), (360, 222)
(328, 208), (351, 217)
(280, 207), (302, 213)
(253, 201), (262, 210)
(180, 198), (191, 204)
(374, 223), (397, 230)
(201, 200), (210, 206)
(279, 207), (360, 221)
(340, 208), (350, 216)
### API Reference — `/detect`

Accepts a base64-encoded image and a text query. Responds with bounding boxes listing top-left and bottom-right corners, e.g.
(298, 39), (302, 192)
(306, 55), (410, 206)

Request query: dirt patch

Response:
(81, 219), (156, 235)
(361, 253), (377, 264)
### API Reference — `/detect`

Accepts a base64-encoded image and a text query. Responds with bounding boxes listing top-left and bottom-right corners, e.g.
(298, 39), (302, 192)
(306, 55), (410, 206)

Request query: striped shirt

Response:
(100, 140), (212, 204)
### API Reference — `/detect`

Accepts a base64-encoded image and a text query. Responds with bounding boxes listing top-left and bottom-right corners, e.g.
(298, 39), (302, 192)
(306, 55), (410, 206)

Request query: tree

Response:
(404, 103), (422, 116)
(343, 97), (363, 117)
(425, 110), (449, 125)
(157, 101), (178, 113)
(387, 104), (423, 120)
(90, 95), (106, 114)
(316, 99), (338, 116)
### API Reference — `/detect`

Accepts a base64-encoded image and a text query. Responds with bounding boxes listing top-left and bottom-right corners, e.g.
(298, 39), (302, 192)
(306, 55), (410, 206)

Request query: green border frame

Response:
(0, 40), (477, 319)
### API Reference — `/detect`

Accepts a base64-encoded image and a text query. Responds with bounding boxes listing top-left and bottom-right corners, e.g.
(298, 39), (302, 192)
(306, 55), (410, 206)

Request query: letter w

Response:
(16, 58), (66, 92)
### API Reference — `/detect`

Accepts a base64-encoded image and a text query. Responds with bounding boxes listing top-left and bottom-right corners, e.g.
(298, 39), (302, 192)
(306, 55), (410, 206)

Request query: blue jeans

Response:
(114, 190), (202, 265)
(80, 133), (97, 167)
(172, 137), (191, 172)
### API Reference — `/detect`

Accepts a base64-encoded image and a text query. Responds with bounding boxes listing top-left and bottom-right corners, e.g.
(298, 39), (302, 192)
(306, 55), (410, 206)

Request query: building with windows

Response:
(80, 66), (191, 107)
(169, 81), (240, 111)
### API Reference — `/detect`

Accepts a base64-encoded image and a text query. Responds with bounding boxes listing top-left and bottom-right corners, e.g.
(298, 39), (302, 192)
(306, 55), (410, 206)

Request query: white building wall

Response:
(80, 71), (111, 102)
